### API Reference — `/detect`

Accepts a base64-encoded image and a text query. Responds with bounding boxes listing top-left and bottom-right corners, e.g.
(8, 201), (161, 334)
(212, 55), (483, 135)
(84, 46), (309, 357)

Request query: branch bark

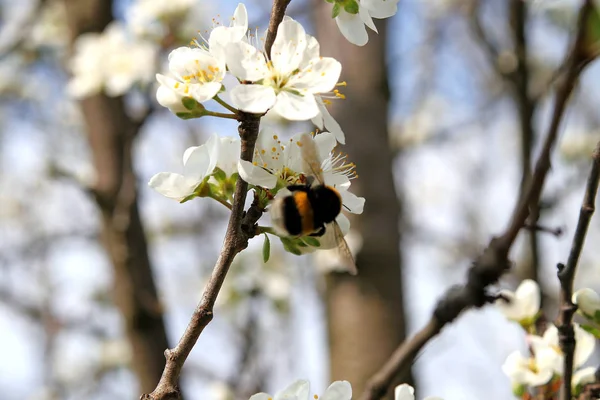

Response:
(361, 2), (596, 399)
(141, 1), (291, 398)
(556, 141), (600, 400)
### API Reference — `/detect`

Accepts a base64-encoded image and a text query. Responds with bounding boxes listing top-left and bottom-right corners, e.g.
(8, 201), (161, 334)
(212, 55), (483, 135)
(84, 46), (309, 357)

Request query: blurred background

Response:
(1, 0), (599, 399)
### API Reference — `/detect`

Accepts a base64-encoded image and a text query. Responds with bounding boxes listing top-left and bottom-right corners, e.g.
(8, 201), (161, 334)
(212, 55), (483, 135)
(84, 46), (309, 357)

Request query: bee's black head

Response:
(312, 185), (342, 223)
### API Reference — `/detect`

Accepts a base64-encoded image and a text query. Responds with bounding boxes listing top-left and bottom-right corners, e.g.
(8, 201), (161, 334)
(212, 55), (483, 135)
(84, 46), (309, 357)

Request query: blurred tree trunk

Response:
(312, 4), (411, 396)
(63, 0), (170, 394)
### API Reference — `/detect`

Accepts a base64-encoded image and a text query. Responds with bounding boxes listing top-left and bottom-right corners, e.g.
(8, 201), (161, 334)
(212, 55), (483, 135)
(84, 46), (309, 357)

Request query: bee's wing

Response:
(298, 133), (325, 185)
(331, 221), (358, 275)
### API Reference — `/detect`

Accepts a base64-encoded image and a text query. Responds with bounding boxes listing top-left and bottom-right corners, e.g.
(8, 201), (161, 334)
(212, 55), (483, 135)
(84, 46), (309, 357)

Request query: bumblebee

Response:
(269, 133), (358, 275)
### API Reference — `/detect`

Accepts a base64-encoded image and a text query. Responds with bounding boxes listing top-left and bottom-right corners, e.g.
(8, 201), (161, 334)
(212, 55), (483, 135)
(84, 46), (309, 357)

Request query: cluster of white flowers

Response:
(248, 380), (441, 400)
(495, 280), (600, 396)
(155, 3), (347, 134)
(67, 22), (157, 98)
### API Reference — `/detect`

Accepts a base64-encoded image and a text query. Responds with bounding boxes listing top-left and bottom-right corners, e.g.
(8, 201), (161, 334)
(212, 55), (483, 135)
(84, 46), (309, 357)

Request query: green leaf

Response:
(262, 234), (271, 263)
(182, 96), (200, 110)
(280, 237), (302, 255)
(332, 3), (341, 19)
(343, 0), (359, 15)
(580, 324), (600, 338)
(301, 236), (321, 247)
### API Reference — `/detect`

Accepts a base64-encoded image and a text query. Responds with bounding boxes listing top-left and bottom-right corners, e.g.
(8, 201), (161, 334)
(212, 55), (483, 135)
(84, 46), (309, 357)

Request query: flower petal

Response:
(316, 97), (345, 144)
(189, 81), (222, 103)
(156, 75), (187, 113)
(335, 12), (369, 46)
(275, 379), (309, 400)
(515, 279), (541, 319)
(271, 20), (307, 76)
(273, 91), (319, 121)
(573, 288), (600, 317)
(238, 159), (277, 188)
(495, 291), (521, 321)
(394, 384), (415, 400)
(322, 380), (352, 400)
(360, 5), (378, 32)
(340, 190), (365, 214)
(148, 172), (196, 201)
(183, 143), (212, 181)
(225, 41), (269, 81)
(301, 34), (320, 67)
(217, 136), (241, 177)
(249, 394), (272, 400)
(230, 84), (277, 114)
(573, 366), (596, 389)
(314, 131), (337, 160)
(289, 57), (342, 94)
(574, 323), (595, 367)
(361, 0), (400, 18)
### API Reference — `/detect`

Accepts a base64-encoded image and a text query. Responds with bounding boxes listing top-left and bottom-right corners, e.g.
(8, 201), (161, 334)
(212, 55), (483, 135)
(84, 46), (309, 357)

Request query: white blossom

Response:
(226, 19), (342, 121)
(503, 323), (596, 387)
(573, 366), (596, 393)
(573, 288), (600, 319)
(502, 349), (557, 387)
(127, 0), (196, 38)
(148, 134), (219, 201)
(532, 324), (596, 373)
(68, 22), (157, 98)
(495, 279), (540, 324)
(155, 46), (225, 112)
(335, 0), (400, 46)
(250, 380), (351, 400)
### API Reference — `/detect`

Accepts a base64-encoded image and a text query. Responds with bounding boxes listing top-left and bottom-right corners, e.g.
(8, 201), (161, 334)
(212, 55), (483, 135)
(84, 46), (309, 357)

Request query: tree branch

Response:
(264, 0), (291, 57)
(141, 2), (291, 398)
(361, 2), (596, 399)
(556, 141), (600, 400)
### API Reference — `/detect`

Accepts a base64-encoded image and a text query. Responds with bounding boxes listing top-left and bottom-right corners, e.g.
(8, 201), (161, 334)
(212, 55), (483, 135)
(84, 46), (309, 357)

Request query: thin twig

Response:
(523, 223), (563, 237)
(264, 0), (291, 57)
(140, 2), (292, 398)
(361, 2), (595, 399)
(556, 141), (600, 400)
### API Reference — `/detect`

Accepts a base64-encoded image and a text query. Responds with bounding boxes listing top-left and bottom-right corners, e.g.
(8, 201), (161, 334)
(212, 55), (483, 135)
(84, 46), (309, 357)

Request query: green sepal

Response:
(511, 383), (526, 397)
(332, 3), (341, 19)
(343, 0), (359, 15)
(182, 96), (200, 110)
(175, 112), (195, 120)
(593, 309), (600, 323)
(179, 193), (197, 203)
(262, 234), (271, 263)
(580, 324), (600, 338)
(301, 236), (321, 247)
(324, 0), (334, 3)
(213, 167), (227, 183)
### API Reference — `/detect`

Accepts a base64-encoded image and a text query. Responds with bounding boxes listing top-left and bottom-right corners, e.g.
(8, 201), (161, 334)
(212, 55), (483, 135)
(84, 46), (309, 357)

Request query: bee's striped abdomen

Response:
(282, 196), (303, 236)
(292, 191), (315, 234)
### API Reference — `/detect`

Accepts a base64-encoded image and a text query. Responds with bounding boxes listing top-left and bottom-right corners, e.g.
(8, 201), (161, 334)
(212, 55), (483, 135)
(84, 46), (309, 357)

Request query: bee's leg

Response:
(309, 225), (326, 237)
